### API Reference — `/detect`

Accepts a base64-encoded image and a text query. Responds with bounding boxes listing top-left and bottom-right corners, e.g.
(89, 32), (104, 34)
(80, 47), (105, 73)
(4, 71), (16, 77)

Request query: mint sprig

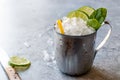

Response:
(87, 8), (107, 30)
(90, 8), (107, 24)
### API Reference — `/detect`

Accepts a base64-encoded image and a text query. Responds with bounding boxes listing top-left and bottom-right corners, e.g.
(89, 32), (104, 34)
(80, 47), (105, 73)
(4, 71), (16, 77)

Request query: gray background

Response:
(0, 0), (120, 80)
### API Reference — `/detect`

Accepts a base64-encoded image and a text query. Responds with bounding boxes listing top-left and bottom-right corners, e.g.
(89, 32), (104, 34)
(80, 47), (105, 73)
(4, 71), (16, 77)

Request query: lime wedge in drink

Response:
(67, 10), (88, 21)
(78, 6), (95, 16)
(67, 11), (76, 18)
(9, 56), (31, 66)
(87, 19), (101, 30)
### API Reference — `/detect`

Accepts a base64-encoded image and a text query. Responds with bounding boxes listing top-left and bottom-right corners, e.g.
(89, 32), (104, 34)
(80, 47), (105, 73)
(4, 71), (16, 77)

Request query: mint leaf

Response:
(90, 8), (107, 24)
(87, 19), (101, 30)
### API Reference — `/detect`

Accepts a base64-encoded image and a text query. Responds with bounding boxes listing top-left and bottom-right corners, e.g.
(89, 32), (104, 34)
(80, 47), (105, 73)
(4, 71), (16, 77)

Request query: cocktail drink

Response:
(54, 6), (112, 75)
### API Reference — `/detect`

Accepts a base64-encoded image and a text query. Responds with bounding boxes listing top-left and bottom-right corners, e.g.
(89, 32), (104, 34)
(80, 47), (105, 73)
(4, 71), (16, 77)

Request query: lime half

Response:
(78, 6), (95, 16)
(67, 10), (88, 21)
(9, 56), (31, 66)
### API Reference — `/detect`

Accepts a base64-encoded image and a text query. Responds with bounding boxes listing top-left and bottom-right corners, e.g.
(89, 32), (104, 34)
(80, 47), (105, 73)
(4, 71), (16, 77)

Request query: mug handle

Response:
(95, 21), (112, 53)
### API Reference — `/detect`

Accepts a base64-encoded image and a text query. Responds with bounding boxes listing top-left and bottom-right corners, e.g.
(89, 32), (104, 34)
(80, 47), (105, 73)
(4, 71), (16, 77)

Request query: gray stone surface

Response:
(0, 0), (120, 80)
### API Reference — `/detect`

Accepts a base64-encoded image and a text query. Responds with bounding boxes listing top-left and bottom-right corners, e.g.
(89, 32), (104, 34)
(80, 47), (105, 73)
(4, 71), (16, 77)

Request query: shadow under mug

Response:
(54, 21), (112, 76)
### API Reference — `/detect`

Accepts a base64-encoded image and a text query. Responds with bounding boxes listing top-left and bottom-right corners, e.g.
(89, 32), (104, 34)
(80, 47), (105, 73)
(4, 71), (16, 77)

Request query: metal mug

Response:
(54, 21), (112, 75)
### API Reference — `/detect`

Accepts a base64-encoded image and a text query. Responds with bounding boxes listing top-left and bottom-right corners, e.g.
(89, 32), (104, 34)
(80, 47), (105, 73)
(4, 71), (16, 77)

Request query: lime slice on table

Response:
(9, 56), (31, 71)
(78, 6), (95, 17)
(67, 10), (88, 21)
(12, 65), (30, 71)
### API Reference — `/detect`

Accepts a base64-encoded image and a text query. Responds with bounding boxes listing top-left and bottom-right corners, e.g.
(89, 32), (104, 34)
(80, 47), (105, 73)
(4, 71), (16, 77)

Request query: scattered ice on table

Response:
(42, 50), (55, 62)
(24, 42), (31, 48)
(39, 26), (58, 70)
(43, 50), (52, 62)
(42, 50), (58, 70)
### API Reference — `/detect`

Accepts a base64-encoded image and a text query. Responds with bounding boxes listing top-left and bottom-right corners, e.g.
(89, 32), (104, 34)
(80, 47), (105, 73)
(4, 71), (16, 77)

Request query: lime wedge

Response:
(78, 6), (95, 16)
(67, 11), (76, 18)
(9, 56), (31, 66)
(87, 19), (101, 30)
(67, 10), (88, 21)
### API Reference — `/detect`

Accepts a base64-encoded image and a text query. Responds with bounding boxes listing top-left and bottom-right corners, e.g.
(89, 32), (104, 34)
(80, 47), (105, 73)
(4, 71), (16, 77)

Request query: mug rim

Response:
(54, 27), (97, 37)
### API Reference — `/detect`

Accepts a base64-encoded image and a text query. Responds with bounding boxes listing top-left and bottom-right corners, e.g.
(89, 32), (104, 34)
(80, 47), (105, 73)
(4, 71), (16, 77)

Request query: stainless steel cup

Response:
(55, 21), (112, 75)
